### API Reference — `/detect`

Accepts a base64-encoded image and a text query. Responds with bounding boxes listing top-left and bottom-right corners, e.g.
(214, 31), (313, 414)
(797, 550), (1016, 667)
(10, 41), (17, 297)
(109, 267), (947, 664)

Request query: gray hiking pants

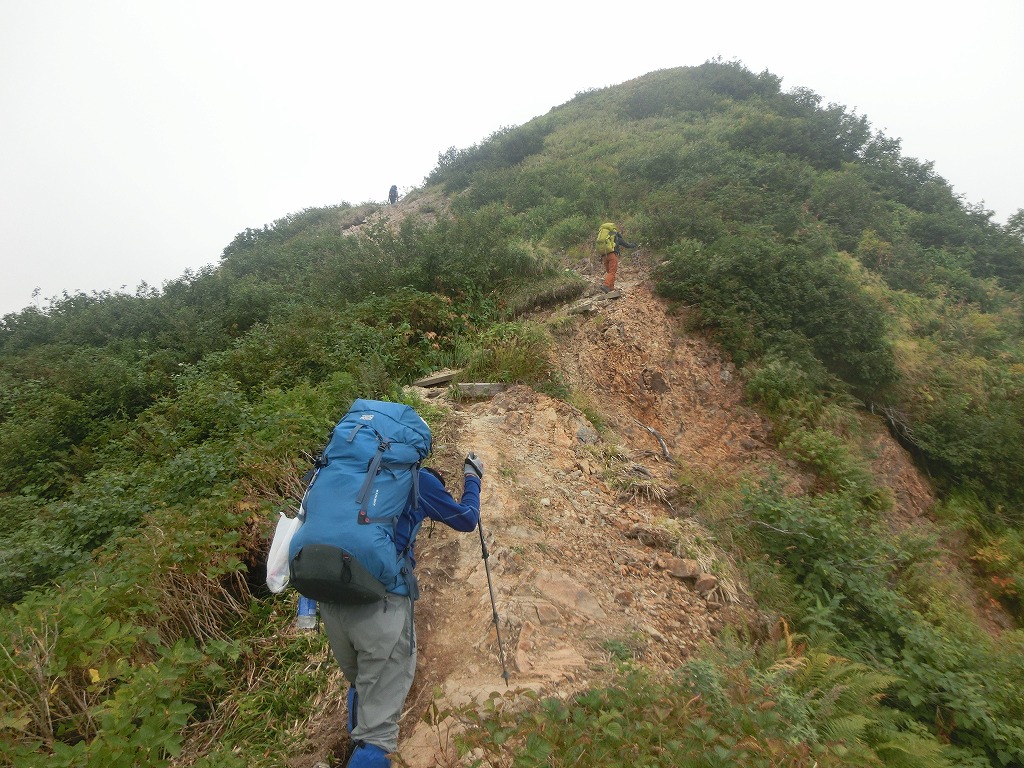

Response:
(319, 595), (416, 753)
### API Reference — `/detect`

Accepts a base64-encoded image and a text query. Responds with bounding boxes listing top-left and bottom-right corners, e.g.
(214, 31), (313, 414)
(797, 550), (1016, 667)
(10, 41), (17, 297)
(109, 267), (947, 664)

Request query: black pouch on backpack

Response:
(289, 544), (388, 604)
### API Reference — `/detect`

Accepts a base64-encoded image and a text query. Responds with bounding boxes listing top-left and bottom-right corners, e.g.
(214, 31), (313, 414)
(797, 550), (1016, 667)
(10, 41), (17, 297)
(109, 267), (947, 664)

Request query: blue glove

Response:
(463, 452), (484, 479)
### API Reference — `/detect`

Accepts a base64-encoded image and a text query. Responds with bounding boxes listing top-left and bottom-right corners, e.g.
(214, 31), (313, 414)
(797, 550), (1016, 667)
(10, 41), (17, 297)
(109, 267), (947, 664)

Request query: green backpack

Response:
(595, 223), (617, 256)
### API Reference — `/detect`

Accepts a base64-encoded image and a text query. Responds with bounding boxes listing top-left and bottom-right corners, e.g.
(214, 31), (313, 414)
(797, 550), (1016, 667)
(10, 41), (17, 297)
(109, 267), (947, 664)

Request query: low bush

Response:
(451, 632), (957, 767)
(458, 321), (555, 387)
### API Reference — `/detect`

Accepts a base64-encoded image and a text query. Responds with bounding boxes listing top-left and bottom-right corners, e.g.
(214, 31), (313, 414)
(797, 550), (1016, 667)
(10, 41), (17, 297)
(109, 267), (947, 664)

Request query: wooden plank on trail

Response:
(412, 369), (461, 387)
(456, 382), (507, 398)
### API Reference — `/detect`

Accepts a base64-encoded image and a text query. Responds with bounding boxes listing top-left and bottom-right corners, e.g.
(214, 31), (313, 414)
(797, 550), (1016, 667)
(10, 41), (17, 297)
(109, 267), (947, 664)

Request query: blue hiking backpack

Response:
(288, 399), (432, 604)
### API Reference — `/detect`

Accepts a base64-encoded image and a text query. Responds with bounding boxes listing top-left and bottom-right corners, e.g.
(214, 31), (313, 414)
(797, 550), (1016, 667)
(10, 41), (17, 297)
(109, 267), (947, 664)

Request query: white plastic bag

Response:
(266, 510), (302, 593)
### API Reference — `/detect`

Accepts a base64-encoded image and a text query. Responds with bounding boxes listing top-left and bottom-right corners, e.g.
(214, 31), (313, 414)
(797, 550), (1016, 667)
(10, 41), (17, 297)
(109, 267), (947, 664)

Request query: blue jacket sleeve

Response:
(418, 469), (480, 532)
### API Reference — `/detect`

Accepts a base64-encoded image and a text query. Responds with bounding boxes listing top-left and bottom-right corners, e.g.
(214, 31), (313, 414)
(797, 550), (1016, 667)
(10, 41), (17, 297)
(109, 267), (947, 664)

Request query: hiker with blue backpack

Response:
(285, 400), (483, 768)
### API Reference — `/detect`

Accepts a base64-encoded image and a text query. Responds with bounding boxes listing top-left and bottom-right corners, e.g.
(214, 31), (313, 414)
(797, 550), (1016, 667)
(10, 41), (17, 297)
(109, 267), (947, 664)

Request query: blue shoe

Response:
(346, 742), (390, 768)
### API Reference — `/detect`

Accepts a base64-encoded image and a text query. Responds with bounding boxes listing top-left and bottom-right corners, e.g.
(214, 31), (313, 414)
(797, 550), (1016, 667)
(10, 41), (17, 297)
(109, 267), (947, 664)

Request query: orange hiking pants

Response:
(603, 251), (619, 290)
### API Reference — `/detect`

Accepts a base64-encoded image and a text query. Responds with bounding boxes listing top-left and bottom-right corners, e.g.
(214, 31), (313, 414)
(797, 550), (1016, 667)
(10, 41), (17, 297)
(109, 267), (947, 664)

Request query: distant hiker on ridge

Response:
(595, 221), (637, 292)
(388, 184), (398, 204)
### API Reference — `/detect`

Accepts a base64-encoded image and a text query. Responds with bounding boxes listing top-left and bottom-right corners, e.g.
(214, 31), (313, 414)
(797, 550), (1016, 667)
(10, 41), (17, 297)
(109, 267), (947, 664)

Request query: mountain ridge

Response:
(3, 60), (1023, 767)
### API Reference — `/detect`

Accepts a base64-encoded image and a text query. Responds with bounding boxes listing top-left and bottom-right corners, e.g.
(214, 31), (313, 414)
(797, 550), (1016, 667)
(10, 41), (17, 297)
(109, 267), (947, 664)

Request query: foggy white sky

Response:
(2, 0), (1021, 317)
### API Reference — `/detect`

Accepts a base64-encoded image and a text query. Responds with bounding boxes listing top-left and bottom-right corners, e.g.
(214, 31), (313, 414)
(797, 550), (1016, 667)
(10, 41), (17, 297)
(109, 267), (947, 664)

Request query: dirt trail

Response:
(392, 265), (789, 766)
(296, 203), (945, 768)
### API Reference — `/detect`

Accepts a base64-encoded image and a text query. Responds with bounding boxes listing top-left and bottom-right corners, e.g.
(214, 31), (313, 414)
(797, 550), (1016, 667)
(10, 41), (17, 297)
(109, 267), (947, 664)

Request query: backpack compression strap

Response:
(353, 426), (423, 526)
(345, 423), (385, 521)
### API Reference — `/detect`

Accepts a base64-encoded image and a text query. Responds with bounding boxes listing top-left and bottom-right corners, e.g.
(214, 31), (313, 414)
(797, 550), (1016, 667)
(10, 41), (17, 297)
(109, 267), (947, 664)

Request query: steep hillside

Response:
(4, 60), (1022, 767)
(290, 258), (941, 768)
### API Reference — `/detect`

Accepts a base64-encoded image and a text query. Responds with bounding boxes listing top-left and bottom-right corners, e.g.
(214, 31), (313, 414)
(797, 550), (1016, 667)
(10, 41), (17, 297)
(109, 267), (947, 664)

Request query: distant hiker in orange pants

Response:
(595, 222), (637, 292)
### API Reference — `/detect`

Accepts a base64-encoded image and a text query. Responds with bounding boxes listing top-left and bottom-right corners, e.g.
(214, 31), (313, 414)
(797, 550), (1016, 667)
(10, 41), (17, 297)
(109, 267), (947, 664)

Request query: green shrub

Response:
(458, 321), (554, 386)
(740, 478), (1024, 766)
(657, 231), (896, 393)
(453, 632), (957, 767)
(779, 426), (881, 504)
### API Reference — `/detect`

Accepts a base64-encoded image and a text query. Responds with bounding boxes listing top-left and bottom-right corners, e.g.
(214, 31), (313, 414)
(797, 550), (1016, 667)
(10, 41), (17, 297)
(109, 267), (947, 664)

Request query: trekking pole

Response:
(478, 517), (510, 687)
